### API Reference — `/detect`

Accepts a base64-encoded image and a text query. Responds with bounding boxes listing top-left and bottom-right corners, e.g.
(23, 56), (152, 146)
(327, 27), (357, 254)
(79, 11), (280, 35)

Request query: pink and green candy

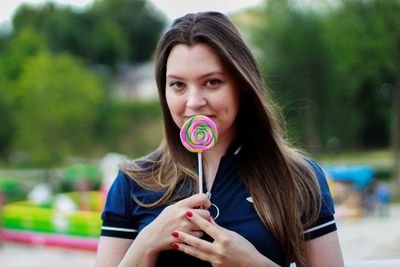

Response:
(180, 115), (218, 153)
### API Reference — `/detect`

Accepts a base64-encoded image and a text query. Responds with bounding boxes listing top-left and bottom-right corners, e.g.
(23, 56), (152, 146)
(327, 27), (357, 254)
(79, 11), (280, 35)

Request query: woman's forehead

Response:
(166, 43), (225, 78)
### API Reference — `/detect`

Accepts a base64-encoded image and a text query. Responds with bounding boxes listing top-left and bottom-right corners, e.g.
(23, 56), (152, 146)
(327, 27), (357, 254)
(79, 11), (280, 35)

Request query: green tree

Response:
(0, 27), (47, 158)
(252, 0), (328, 154)
(12, 3), (99, 62)
(11, 0), (166, 67)
(0, 27), (47, 80)
(87, 17), (129, 66)
(323, 0), (400, 189)
(252, 0), (398, 160)
(12, 52), (104, 167)
(0, 74), (15, 157)
(323, 0), (394, 146)
(91, 0), (166, 62)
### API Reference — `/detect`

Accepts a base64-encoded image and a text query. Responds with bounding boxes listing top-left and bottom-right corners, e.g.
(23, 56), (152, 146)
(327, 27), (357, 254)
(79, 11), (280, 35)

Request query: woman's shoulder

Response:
(300, 157), (337, 239)
(302, 156), (335, 215)
(302, 157), (325, 179)
(301, 156), (333, 198)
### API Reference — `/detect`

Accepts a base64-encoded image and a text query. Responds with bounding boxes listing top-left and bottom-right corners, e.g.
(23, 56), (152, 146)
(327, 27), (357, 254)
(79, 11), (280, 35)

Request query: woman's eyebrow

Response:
(166, 74), (184, 80)
(166, 71), (225, 80)
(198, 71), (225, 79)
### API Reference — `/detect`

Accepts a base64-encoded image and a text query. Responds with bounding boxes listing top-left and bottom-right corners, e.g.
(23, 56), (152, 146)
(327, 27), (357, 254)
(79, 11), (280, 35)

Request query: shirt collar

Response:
(225, 139), (242, 156)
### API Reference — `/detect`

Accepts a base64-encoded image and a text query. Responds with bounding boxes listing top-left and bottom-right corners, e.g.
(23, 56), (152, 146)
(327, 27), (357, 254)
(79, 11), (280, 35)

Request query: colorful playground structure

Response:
(324, 165), (390, 219)
(1, 191), (102, 250)
(0, 153), (125, 251)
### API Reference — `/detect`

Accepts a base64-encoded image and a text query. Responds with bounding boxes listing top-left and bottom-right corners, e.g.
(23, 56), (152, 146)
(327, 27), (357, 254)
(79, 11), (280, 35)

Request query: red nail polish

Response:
(186, 211), (193, 217)
(171, 231), (179, 238)
(170, 243), (179, 249)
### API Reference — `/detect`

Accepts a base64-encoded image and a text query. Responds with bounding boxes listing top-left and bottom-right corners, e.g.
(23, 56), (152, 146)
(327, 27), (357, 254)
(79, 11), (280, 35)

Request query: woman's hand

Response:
(170, 211), (280, 267)
(117, 194), (212, 267)
(136, 193), (211, 253)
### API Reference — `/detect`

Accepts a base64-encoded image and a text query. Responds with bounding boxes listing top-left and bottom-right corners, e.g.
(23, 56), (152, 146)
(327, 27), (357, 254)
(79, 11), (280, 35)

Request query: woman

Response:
(96, 11), (344, 267)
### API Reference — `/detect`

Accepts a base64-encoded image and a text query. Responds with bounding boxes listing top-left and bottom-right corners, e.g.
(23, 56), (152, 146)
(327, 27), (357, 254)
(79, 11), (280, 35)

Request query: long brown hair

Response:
(122, 11), (321, 266)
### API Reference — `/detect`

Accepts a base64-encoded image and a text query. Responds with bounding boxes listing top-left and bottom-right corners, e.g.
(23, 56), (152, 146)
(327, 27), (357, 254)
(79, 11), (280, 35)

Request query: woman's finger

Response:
(189, 230), (204, 239)
(177, 193), (211, 209)
(171, 242), (211, 262)
(191, 208), (211, 220)
(171, 230), (214, 255)
(185, 211), (221, 240)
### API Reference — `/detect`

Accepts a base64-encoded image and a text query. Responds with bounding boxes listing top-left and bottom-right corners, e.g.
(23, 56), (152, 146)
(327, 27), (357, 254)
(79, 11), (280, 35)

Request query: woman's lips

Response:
(183, 115), (216, 123)
(184, 114), (215, 119)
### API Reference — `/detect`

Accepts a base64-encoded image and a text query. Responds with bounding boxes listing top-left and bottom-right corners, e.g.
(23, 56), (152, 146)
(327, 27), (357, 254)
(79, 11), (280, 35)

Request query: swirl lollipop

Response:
(180, 115), (218, 194)
(180, 115), (218, 152)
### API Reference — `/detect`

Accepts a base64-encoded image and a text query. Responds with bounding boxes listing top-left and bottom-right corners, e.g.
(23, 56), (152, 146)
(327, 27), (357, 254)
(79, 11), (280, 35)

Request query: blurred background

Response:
(0, 0), (399, 266)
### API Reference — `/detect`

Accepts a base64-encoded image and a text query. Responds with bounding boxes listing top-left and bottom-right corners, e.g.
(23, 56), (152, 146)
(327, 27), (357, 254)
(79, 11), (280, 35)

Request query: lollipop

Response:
(180, 115), (218, 194)
(180, 115), (218, 152)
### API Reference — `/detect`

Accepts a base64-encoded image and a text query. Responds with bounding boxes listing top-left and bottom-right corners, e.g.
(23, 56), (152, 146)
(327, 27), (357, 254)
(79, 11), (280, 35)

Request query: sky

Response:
(0, 0), (262, 27)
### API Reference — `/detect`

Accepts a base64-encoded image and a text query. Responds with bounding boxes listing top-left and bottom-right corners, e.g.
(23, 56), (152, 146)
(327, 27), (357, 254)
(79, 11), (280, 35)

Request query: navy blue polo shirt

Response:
(100, 146), (336, 267)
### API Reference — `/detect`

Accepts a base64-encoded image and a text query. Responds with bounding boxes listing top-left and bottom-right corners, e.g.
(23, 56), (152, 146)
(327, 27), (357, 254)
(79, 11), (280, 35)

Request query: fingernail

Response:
(186, 211), (193, 217)
(170, 243), (179, 249)
(171, 231), (179, 238)
(210, 216), (215, 223)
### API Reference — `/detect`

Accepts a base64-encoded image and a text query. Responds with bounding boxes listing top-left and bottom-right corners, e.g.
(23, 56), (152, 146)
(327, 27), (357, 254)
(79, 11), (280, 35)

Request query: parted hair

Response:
(122, 11), (321, 267)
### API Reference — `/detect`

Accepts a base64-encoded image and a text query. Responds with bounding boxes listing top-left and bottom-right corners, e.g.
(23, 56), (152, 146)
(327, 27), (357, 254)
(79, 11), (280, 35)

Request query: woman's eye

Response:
(206, 79), (222, 88)
(170, 81), (185, 90)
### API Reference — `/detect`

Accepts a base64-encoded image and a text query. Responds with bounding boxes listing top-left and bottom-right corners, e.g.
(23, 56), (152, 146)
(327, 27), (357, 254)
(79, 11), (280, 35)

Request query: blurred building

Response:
(112, 62), (158, 101)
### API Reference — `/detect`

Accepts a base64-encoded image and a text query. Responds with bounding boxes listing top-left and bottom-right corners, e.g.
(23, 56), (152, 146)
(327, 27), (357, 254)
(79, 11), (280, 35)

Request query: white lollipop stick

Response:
(198, 152), (203, 194)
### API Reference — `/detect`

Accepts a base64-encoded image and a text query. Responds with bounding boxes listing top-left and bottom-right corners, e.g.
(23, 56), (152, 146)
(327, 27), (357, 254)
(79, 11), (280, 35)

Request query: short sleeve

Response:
(303, 158), (337, 240)
(100, 170), (139, 239)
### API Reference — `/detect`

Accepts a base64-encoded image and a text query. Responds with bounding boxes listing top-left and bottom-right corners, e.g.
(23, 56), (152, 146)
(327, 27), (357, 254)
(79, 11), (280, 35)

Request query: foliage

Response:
(252, 0), (329, 153)
(11, 52), (104, 167)
(0, 0), (167, 167)
(1, 0), (399, 170)
(11, 0), (166, 68)
(322, 0), (398, 149)
(0, 74), (15, 157)
(251, 0), (400, 155)
(0, 27), (47, 80)
(0, 28), (48, 156)
(97, 100), (163, 158)
(91, 0), (166, 62)
(322, 0), (400, 187)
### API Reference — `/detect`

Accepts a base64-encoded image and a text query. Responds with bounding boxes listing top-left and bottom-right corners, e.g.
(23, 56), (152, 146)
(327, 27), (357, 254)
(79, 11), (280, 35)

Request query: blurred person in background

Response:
(375, 182), (390, 217)
(95, 11), (343, 267)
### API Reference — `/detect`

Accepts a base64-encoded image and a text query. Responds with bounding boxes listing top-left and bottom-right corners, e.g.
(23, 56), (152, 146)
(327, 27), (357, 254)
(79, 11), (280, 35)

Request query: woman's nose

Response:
(186, 88), (207, 110)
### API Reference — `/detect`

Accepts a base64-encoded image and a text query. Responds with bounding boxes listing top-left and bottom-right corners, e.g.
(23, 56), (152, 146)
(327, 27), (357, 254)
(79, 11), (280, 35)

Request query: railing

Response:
(346, 259), (400, 266)
(290, 259), (400, 266)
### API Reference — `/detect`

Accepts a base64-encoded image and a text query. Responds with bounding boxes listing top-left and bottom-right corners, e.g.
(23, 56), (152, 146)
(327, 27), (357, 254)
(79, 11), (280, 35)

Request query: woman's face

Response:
(165, 43), (241, 144)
